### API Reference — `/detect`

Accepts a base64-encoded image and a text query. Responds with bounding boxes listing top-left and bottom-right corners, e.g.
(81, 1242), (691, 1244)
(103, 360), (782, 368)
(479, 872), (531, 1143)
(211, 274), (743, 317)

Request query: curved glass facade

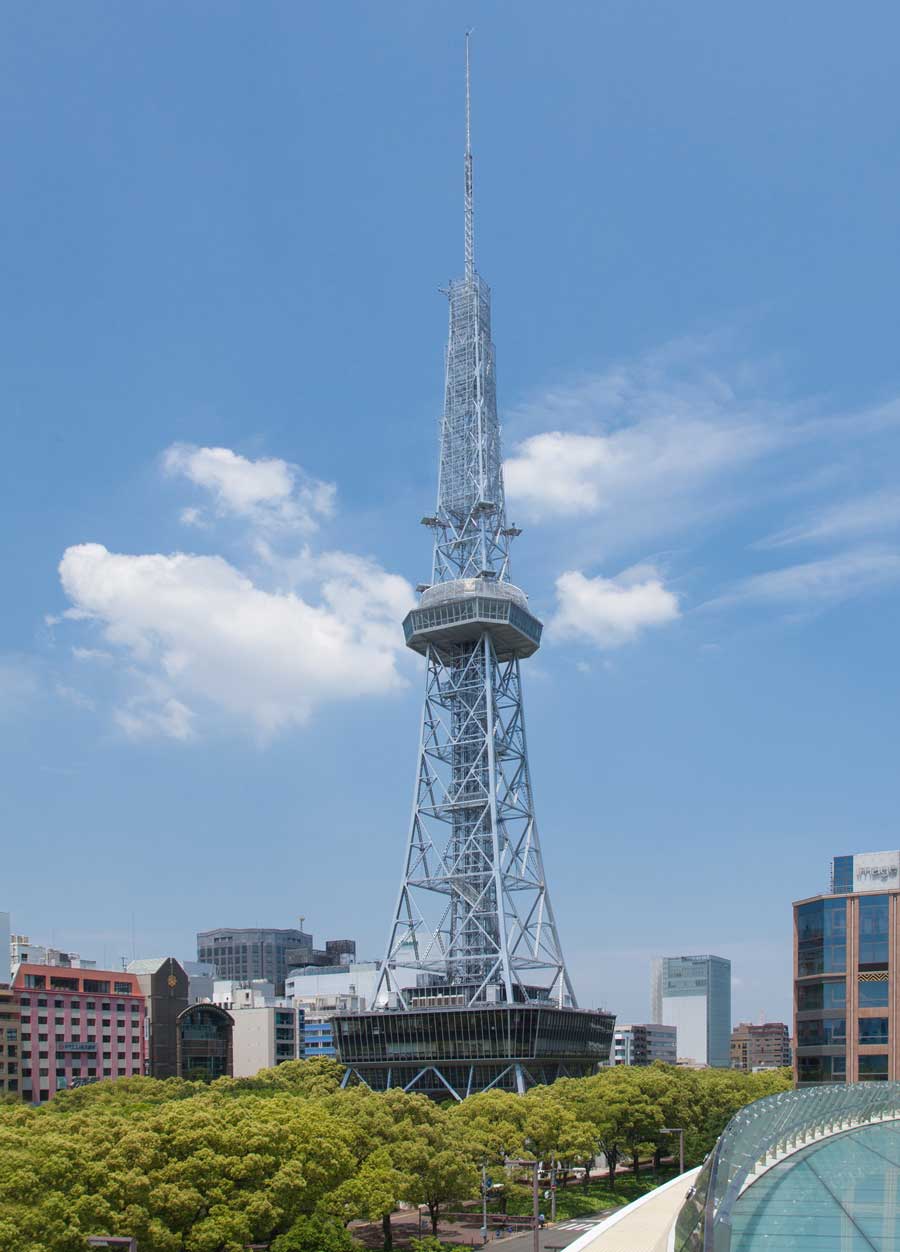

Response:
(674, 1082), (900, 1250)
(176, 1004), (233, 1082)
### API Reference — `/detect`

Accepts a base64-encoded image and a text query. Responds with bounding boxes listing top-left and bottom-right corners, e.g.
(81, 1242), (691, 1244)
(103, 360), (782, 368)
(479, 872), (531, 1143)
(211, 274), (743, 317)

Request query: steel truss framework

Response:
(372, 36), (576, 1019)
(377, 632), (575, 1009)
(340, 1060), (594, 1101)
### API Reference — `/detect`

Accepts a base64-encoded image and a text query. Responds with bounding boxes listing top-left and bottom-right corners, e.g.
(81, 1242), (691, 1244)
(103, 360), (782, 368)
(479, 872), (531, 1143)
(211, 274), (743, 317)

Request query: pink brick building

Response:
(12, 964), (146, 1101)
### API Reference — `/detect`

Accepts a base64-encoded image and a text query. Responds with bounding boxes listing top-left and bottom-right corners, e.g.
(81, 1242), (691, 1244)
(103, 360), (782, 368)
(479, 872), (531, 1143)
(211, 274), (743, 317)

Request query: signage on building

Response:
(59, 1041), (97, 1052)
(853, 850), (900, 894)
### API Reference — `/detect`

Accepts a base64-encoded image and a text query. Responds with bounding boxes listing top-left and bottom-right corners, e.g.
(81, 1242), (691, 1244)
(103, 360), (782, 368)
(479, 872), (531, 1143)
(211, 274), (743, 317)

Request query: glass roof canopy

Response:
(675, 1082), (900, 1251)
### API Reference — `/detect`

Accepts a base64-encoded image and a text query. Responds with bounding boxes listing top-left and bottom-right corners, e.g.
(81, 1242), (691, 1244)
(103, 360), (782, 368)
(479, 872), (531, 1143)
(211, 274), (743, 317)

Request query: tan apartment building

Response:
(794, 850), (900, 1085)
(730, 1021), (791, 1071)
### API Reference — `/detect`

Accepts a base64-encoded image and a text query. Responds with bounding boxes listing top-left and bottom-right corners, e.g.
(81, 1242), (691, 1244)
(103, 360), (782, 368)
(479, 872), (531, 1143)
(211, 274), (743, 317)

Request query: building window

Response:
(859, 980), (889, 1008)
(798, 1055), (846, 1083)
(801, 981), (846, 1011)
(797, 1017), (846, 1046)
(859, 1055), (889, 1081)
(797, 899), (847, 976)
(859, 1019), (889, 1046)
(858, 896), (890, 969)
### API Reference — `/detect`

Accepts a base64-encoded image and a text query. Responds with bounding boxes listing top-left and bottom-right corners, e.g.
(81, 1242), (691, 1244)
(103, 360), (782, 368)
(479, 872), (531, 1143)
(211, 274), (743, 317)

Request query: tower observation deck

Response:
(334, 37), (614, 1099)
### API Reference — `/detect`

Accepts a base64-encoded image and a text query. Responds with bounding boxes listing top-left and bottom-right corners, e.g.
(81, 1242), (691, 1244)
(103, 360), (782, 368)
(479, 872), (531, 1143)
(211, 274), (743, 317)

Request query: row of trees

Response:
(0, 1058), (790, 1252)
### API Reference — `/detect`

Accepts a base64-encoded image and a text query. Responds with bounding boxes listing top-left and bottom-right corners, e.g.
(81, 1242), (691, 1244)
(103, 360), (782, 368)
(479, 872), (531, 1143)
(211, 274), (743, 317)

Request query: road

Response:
(484, 1213), (612, 1252)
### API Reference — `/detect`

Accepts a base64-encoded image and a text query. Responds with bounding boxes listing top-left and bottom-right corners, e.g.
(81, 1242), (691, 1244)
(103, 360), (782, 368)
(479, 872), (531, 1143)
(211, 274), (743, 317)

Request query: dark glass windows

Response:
(831, 856), (853, 894)
(797, 899), (847, 976)
(797, 981), (846, 1011)
(798, 1055), (846, 1084)
(797, 1018), (846, 1046)
(859, 1018), (889, 1045)
(859, 980), (889, 1008)
(859, 1055), (889, 1081)
(858, 895), (890, 969)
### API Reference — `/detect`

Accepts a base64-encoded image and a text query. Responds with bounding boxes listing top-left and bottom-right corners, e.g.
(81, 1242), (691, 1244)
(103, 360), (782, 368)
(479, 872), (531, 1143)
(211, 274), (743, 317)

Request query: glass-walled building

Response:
(650, 955), (732, 1067)
(794, 851), (898, 1085)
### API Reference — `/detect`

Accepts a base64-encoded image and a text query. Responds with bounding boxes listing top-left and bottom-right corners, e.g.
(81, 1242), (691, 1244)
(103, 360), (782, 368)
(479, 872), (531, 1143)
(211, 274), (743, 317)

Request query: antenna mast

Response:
(464, 30), (475, 282)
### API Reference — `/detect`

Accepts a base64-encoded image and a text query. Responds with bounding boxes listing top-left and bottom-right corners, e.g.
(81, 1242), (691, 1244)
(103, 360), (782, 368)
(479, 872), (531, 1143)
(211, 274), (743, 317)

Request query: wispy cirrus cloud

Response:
(503, 336), (792, 540)
(502, 334), (900, 637)
(757, 490), (900, 549)
(707, 549), (900, 610)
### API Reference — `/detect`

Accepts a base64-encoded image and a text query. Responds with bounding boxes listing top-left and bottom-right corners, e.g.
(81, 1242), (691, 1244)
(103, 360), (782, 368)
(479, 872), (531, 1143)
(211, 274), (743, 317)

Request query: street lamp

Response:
(661, 1127), (685, 1175)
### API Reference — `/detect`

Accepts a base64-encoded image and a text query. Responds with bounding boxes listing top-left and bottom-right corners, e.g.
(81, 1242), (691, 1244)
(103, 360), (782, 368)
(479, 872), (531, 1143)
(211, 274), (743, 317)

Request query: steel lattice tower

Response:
(336, 38), (614, 1098)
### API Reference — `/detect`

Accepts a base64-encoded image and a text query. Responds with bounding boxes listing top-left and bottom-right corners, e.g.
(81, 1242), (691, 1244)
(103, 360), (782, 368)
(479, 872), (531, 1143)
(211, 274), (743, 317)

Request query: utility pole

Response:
(532, 1160), (540, 1252)
(507, 1159), (541, 1252)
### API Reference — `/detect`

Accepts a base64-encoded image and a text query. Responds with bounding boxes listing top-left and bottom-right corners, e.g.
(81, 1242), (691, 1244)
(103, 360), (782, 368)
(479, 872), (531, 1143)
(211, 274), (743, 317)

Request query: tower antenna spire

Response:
(464, 29), (475, 282)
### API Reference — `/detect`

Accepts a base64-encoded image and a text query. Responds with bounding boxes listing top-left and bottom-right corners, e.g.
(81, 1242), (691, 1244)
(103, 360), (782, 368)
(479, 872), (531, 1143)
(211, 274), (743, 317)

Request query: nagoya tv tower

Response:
(335, 38), (614, 1099)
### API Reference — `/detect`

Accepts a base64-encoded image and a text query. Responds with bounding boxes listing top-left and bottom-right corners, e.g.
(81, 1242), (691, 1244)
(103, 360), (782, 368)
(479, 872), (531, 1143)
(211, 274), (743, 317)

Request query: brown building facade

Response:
(730, 1021), (791, 1071)
(794, 851), (900, 1086)
(128, 957), (189, 1079)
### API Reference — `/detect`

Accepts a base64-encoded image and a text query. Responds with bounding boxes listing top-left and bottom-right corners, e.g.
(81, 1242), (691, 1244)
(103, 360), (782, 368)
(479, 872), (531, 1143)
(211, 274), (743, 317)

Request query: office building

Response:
(333, 42), (615, 1099)
(182, 960), (216, 1003)
(284, 938), (357, 971)
(285, 961), (380, 1009)
(730, 1021), (791, 1071)
(794, 849), (900, 1085)
(12, 964), (146, 1101)
(10, 934), (96, 978)
(208, 979), (304, 1076)
(196, 928), (356, 993)
(176, 1004), (233, 1081)
(127, 957), (189, 1079)
(651, 955), (732, 1068)
(613, 1023), (677, 1066)
(227, 1005), (301, 1076)
(0, 985), (19, 1096)
(196, 927), (312, 991)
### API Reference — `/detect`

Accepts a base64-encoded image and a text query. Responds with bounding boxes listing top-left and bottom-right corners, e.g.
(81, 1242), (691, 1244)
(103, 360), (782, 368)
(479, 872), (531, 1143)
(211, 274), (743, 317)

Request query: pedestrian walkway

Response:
(563, 1169), (700, 1252)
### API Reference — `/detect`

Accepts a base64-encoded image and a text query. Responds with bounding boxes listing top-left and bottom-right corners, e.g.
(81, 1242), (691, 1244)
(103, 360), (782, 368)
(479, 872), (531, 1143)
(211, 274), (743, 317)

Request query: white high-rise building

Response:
(651, 955), (731, 1068)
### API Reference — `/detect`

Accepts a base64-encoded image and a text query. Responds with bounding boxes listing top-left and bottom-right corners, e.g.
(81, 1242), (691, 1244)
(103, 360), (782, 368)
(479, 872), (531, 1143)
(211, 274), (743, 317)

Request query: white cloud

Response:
(115, 697), (194, 742)
(550, 565), (680, 648)
(58, 542), (416, 740)
(757, 490), (900, 549)
(709, 549), (900, 609)
(72, 647), (113, 663)
(501, 340), (791, 555)
(164, 444), (336, 534)
(504, 417), (774, 524)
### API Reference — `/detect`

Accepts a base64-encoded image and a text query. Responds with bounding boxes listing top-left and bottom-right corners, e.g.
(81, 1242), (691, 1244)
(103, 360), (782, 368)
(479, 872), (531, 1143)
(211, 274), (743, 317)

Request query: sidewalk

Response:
(562, 1169), (699, 1252)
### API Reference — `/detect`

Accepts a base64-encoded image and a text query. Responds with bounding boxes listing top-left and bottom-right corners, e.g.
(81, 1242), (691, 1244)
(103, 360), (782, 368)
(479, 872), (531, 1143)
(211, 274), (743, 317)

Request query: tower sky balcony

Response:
(403, 578), (542, 661)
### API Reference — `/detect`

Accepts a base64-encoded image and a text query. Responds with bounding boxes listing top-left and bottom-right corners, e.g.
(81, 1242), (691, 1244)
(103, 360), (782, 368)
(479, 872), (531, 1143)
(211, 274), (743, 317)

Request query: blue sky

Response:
(2, 2), (900, 1028)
